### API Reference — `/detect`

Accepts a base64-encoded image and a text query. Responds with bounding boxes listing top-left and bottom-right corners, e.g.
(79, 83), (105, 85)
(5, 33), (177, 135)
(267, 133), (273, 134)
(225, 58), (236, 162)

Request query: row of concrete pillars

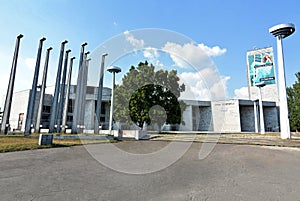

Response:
(0, 35), (94, 135)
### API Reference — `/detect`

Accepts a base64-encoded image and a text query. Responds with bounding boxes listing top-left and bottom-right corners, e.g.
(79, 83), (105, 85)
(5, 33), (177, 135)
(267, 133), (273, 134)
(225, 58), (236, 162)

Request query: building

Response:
(181, 99), (279, 133)
(9, 85), (111, 132)
(7, 86), (279, 133)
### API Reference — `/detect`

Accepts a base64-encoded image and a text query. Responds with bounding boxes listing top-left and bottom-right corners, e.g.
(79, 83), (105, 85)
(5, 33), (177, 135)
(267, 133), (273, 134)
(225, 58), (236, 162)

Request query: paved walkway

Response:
(1, 141), (300, 200)
(149, 132), (300, 147)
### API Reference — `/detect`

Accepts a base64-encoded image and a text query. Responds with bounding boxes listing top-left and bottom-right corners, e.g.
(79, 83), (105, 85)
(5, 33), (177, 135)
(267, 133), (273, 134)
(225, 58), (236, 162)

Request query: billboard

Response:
(247, 47), (276, 86)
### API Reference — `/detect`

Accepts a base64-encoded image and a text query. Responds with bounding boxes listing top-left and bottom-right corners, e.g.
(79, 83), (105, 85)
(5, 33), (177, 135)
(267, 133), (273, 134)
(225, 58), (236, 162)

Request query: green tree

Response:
(114, 61), (185, 130)
(287, 72), (300, 132)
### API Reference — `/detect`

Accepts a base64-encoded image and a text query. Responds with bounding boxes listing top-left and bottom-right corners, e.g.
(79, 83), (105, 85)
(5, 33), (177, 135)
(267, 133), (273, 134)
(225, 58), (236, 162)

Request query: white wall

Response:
(211, 100), (241, 132)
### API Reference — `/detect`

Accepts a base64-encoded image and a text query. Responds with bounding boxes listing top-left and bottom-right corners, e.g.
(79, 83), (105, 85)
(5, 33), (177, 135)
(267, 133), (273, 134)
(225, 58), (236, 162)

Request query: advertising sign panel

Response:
(247, 47), (276, 86)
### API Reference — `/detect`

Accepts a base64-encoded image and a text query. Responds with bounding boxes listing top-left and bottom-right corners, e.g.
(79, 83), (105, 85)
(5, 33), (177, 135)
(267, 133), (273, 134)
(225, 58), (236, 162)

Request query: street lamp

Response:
(95, 53), (108, 134)
(107, 66), (121, 131)
(269, 23), (295, 139)
(255, 82), (266, 134)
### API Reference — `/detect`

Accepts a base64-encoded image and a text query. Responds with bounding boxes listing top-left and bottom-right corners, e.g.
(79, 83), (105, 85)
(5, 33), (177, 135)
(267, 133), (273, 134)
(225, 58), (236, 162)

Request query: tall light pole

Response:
(24, 37), (46, 135)
(255, 82), (266, 134)
(0, 34), (23, 134)
(35, 47), (53, 133)
(107, 66), (121, 131)
(95, 53), (108, 134)
(269, 23), (295, 139)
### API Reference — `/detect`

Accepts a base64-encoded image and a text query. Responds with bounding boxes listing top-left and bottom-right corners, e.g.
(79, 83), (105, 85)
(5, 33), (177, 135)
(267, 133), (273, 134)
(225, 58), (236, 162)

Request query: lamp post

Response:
(107, 66), (121, 131)
(269, 23), (295, 139)
(0, 34), (23, 134)
(255, 82), (266, 134)
(95, 53), (108, 134)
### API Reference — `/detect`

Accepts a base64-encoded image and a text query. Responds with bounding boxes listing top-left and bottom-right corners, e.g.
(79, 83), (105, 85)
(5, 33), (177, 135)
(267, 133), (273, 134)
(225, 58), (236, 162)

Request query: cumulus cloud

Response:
(25, 58), (36, 70)
(162, 42), (229, 101)
(234, 87), (249, 99)
(124, 30), (145, 50)
(162, 42), (226, 69)
(179, 70), (230, 101)
(198, 43), (227, 57)
(121, 32), (229, 101)
(143, 47), (164, 68)
(143, 47), (159, 59)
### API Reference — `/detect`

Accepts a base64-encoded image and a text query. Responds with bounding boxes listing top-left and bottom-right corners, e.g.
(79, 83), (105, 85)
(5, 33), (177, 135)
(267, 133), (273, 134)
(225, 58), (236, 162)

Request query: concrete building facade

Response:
(7, 85), (279, 133)
(9, 85), (111, 133)
(181, 99), (279, 133)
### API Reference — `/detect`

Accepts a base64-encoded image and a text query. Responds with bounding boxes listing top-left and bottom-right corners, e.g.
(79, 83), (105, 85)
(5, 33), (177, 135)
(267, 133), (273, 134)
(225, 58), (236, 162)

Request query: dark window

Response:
(86, 86), (94, 94)
(68, 99), (74, 113)
(42, 105), (51, 113)
(101, 103), (106, 115)
(67, 115), (73, 122)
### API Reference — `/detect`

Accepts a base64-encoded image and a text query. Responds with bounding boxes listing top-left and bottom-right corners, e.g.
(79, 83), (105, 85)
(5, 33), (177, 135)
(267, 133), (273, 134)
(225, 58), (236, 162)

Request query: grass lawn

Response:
(0, 135), (116, 153)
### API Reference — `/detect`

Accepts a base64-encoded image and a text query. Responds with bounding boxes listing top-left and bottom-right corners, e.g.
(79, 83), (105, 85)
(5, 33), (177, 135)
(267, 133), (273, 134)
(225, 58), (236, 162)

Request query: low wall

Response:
(99, 130), (148, 140)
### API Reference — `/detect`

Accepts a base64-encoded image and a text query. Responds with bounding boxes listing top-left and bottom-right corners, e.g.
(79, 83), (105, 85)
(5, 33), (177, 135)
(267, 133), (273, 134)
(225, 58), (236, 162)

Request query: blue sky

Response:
(0, 0), (300, 104)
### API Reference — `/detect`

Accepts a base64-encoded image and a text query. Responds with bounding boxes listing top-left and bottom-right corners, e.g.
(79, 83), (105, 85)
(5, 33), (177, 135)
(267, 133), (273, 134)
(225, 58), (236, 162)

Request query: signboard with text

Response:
(247, 47), (276, 86)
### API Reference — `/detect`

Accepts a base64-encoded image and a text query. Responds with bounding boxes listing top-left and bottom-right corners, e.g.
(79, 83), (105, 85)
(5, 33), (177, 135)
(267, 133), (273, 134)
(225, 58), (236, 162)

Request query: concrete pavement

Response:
(149, 132), (300, 147)
(1, 141), (300, 200)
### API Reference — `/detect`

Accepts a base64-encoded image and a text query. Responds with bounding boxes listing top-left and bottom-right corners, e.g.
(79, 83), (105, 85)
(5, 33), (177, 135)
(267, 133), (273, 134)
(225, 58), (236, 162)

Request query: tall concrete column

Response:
(0, 34), (23, 134)
(95, 53), (108, 134)
(49, 40), (68, 133)
(61, 57), (75, 133)
(24, 37), (46, 135)
(77, 52), (90, 133)
(72, 43), (87, 134)
(35, 47), (52, 133)
(56, 49), (71, 133)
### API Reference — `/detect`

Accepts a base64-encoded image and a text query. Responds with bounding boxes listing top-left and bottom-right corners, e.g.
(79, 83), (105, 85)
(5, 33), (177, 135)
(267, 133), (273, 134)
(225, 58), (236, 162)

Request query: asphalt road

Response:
(0, 141), (300, 201)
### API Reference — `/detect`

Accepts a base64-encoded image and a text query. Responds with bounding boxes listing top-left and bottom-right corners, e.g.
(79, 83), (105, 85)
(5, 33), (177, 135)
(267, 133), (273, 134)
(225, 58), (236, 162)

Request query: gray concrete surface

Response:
(0, 141), (300, 201)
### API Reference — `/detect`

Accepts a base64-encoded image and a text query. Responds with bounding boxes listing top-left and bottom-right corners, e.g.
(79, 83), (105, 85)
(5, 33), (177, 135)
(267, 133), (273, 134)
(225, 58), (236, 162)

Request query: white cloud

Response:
(120, 33), (229, 101)
(162, 42), (229, 101)
(198, 43), (227, 57)
(25, 58), (36, 70)
(162, 42), (226, 69)
(234, 87), (249, 99)
(143, 47), (159, 59)
(143, 47), (164, 68)
(123, 30), (145, 50)
(179, 70), (230, 101)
